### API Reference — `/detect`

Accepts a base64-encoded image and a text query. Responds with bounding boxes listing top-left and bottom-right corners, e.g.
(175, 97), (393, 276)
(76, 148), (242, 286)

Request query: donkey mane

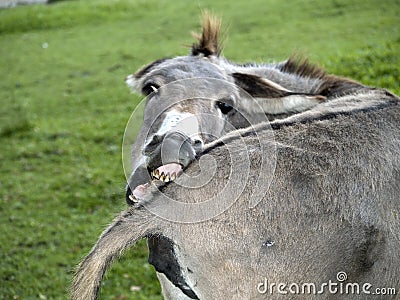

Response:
(280, 55), (327, 80)
(279, 55), (367, 98)
(134, 58), (169, 79)
(191, 11), (223, 57)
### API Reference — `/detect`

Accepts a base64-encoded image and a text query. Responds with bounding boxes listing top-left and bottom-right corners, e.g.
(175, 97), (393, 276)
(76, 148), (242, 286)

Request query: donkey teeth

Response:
(151, 170), (177, 182)
(151, 170), (160, 180)
(160, 172), (166, 182)
(164, 174), (171, 183)
(159, 172), (172, 183)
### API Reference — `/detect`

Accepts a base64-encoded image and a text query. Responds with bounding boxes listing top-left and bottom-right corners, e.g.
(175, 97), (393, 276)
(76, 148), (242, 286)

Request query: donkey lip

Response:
(130, 183), (150, 201)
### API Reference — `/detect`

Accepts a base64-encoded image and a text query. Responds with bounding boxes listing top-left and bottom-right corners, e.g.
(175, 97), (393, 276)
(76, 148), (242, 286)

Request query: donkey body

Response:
(72, 88), (400, 299)
(72, 13), (400, 300)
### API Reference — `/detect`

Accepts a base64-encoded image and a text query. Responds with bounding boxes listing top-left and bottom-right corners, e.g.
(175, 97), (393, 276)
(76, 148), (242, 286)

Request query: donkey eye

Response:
(216, 101), (234, 114)
(142, 83), (160, 96)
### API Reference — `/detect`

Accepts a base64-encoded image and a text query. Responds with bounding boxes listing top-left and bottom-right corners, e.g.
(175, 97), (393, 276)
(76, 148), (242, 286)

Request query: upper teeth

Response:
(151, 170), (177, 182)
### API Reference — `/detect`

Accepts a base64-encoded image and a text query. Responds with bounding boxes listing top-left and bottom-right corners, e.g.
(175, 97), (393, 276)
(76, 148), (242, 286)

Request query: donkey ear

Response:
(232, 72), (326, 114)
(191, 12), (223, 57)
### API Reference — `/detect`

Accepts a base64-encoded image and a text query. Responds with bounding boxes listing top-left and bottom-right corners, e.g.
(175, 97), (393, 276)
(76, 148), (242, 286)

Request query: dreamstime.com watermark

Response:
(257, 272), (397, 296)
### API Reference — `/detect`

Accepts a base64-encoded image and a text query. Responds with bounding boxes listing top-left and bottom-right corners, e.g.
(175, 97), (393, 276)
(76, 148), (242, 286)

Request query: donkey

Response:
(72, 86), (400, 299)
(124, 12), (365, 207)
(72, 13), (400, 300)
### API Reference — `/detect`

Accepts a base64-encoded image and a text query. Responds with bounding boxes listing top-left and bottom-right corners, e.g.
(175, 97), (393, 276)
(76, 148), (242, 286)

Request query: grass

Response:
(0, 0), (399, 299)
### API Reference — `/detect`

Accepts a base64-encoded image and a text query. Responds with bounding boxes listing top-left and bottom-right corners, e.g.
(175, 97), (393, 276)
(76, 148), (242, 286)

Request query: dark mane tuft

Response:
(280, 55), (367, 98)
(191, 11), (223, 57)
(134, 58), (169, 79)
(280, 55), (327, 79)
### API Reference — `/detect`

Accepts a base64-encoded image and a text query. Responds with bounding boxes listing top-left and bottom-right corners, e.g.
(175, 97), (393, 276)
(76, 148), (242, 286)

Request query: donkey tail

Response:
(71, 207), (158, 300)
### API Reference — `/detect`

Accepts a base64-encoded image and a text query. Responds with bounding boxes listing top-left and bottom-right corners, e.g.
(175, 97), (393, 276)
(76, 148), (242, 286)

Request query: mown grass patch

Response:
(0, 0), (399, 299)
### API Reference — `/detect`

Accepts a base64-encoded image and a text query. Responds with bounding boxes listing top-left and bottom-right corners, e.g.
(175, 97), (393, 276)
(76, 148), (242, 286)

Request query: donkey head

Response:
(125, 12), (364, 204)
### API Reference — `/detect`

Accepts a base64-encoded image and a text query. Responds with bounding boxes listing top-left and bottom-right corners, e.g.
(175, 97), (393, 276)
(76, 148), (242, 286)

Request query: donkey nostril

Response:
(192, 138), (204, 149)
(144, 134), (162, 153)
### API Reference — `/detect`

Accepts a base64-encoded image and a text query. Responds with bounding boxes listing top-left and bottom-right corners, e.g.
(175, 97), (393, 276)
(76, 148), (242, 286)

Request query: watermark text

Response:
(257, 272), (396, 296)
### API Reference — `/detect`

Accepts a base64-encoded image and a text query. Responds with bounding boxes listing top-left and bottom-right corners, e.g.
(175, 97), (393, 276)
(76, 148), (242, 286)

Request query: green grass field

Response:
(0, 0), (399, 299)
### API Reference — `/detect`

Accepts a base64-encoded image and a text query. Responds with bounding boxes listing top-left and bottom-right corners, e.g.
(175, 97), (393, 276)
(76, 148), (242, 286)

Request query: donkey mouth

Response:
(150, 162), (183, 183)
(128, 131), (198, 204)
(128, 162), (183, 203)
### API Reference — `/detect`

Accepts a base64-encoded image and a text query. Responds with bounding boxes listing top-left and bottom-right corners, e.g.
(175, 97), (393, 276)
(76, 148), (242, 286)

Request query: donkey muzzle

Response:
(144, 131), (200, 171)
(126, 131), (202, 204)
